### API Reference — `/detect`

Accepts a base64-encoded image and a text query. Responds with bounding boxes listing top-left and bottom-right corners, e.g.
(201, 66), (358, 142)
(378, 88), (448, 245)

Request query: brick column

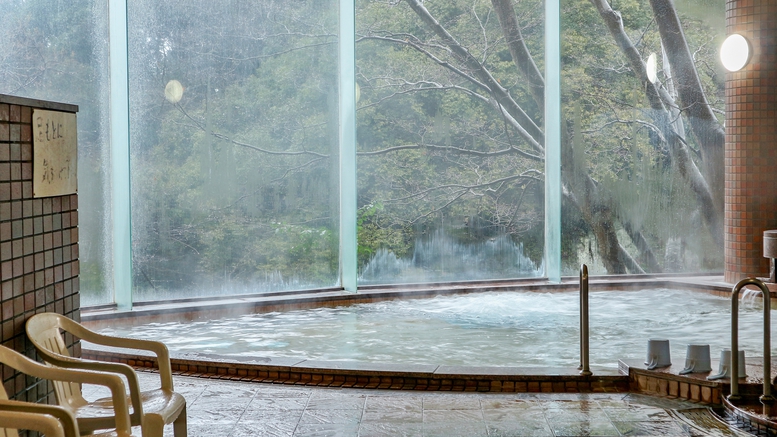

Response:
(724, 0), (777, 283)
(0, 94), (80, 407)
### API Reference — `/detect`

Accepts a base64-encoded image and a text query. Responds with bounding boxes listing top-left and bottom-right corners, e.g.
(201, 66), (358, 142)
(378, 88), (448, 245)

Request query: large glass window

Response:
(355, 0), (546, 284)
(1, 0), (727, 306)
(560, 0), (725, 274)
(128, 1), (340, 300)
(0, 0), (113, 305)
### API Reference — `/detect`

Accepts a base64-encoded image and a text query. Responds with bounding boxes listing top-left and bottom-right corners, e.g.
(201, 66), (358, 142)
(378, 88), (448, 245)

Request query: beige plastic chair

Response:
(0, 344), (135, 437)
(0, 407), (134, 437)
(26, 313), (187, 437)
(0, 409), (69, 437)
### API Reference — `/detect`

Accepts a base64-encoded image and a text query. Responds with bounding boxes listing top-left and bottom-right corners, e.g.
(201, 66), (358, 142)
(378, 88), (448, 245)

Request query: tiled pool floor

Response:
(83, 371), (752, 437)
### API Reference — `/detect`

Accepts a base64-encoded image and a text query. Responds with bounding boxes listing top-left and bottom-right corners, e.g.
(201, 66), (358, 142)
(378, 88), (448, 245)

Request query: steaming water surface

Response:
(101, 288), (774, 367)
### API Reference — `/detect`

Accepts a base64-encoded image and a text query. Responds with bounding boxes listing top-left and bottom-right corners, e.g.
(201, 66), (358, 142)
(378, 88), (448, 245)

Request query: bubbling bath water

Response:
(99, 288), (776, 368)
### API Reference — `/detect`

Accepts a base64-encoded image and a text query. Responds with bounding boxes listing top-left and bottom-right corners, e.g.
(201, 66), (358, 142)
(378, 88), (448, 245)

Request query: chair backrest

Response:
(0, 410), (66, 437)
(0, 382), (12, 437)
(0, 344), (133, 437)
(24, 312), (88, 410)
(1, 369), (71, 437)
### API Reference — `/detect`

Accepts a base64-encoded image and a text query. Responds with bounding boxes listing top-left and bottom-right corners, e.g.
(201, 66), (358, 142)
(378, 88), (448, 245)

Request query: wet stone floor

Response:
(82, 371), (753, 437)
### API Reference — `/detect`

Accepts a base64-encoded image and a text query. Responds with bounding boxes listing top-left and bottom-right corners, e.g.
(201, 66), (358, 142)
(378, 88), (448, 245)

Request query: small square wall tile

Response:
(0, 97), (80, 406)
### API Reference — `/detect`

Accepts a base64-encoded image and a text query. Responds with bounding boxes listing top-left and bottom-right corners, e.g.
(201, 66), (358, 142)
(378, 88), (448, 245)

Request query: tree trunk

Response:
(590, 0), (723, 248)
(649, 0), (725, 231)
(490, 0), (545, 111)
(402, 0), (711, 273)
(488, 0), (631, 273)
(404, 0), (545, 151)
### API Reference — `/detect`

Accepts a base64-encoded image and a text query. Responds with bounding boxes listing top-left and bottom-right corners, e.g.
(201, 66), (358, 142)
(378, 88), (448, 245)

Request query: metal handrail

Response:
(729, 277), (774, 416)
(579, 264), (592, 376)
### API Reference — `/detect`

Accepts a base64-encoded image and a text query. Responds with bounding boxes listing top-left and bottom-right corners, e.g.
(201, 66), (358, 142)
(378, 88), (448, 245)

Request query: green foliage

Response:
(357, 203), (414, 267)
(0, 0), (114, 303)
(559, 0), (725, 272)
(355, 0), (550, 274)
(4, 0), (726, 300)
(129, 1), (341, 296)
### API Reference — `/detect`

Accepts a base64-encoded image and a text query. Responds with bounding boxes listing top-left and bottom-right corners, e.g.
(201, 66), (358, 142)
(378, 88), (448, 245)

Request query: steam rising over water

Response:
(359, 230), (542, 284)
(102, 288), (775, 367)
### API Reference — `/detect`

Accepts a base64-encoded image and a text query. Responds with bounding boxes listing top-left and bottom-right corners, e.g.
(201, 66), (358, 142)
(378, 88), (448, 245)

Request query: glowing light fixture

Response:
(720, 34), (750, 72)
(164, 80), (184, 103)
(646, 53), (658, 83)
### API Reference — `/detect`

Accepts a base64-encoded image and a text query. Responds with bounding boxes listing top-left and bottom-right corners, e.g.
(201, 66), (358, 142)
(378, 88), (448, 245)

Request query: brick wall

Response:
(0, 94), (80, 408)
(724, 0), (777, 283)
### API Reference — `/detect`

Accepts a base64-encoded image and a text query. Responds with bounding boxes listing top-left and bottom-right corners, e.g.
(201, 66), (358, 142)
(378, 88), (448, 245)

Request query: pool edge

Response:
(83, 347), (631, 393)
(78, 275), (741, 400)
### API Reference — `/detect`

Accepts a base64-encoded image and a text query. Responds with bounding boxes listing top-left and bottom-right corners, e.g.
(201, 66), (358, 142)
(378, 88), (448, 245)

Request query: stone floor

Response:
(81, 371), (755, 437)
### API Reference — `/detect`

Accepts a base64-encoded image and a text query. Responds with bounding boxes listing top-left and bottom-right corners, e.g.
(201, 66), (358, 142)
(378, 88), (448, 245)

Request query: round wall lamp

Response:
(720, 33), (751, 72)
(646, 53), (658, 84)
(164, 80), (184, 103)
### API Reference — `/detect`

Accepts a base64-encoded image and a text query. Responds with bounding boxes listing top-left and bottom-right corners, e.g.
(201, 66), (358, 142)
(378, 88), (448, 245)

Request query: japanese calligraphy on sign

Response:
(33, 109), (77, 198)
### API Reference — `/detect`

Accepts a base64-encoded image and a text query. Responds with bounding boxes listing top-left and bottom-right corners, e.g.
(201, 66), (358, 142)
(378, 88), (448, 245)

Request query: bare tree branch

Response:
(174, 103), (328, 158)
(358, 142), (543, 162)
(359, 33), (544, 152)
(589, 0), (722, 248)
(402, 0), (545, 152)
(490, 0), (545, 109)
(385, 171), (543, 203)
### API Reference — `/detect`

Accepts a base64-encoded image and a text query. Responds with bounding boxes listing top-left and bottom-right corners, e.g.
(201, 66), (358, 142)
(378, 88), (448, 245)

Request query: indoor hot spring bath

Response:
(87, 281), (774, 370)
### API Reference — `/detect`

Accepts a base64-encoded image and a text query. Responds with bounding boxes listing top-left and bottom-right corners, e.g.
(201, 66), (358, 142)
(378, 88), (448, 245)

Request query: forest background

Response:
(0, 0), (725, 302)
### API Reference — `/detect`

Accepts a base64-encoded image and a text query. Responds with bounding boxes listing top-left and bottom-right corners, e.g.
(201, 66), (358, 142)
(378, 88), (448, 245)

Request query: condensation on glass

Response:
(355, 0), (547, 284)
(560, 0), (725, 275)
(0, 0), (113, 305)
(0, 0), (727, 305)
(128, 0), (341, 300)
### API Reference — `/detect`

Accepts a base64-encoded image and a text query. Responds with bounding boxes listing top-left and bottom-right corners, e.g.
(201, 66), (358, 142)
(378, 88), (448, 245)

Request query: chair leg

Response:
(140, 415), (165, 437)
(173, 404), (187, 437)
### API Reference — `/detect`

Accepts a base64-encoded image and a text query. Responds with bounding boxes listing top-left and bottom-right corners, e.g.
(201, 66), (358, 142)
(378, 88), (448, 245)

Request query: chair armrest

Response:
(28, 353), (145, 426)
(58, 320), (175, 391)
(0, 409), (67, 437)
(1, 350), (134, 437)
(0, 400), (77, 437)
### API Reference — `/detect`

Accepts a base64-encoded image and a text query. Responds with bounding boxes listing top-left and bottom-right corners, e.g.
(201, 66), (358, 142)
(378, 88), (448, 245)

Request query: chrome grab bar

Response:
(579, 264), (592, 376)
(729, 277), (775, 416)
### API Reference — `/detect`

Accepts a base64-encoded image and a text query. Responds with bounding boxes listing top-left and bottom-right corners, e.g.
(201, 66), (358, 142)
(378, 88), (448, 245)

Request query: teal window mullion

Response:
(109, 0), (133, 309)
(544, 0), (561, 282)
(339, 0), (357, 292)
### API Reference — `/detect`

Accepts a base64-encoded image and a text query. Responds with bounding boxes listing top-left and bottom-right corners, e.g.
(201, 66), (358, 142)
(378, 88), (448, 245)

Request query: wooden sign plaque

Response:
(33, 109), (77, 197)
